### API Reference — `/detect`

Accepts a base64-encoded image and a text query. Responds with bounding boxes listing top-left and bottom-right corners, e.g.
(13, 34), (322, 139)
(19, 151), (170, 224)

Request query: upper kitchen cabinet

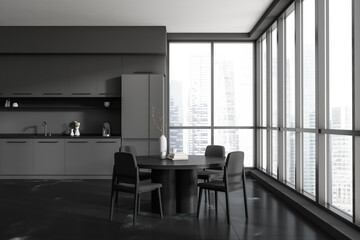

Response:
(68, 56), (98, 97)
(0, 56), (6, 96)
(0, 27), (167, 55)
(6, 55), (68, 97)
(95, 55), (122, 97)
(6, 55), (37, 97)
(33, 56), (68, 97)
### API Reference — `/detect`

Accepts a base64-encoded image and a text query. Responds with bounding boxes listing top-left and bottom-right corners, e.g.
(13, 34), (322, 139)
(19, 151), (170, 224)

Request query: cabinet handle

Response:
(96, 141), (116, 143)
(13, 93), (32, 95)
(43, 93), (63, 96)
(71, 93), (91, 95)
(6, 141), (27, 143)
(68, 141), (88, 143)
(38, 141), (59, 143)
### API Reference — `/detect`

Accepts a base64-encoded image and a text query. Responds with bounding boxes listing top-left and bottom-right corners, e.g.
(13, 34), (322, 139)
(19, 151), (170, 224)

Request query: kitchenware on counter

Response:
(102, 123), (111, 137)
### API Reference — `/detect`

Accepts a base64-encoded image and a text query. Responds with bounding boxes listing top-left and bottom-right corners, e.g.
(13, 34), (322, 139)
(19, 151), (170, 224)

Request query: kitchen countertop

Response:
(0, 134), (121, 139)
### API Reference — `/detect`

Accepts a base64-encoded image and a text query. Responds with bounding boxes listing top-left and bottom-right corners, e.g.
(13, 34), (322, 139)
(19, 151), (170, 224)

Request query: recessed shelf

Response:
(0, 97), (121, 110)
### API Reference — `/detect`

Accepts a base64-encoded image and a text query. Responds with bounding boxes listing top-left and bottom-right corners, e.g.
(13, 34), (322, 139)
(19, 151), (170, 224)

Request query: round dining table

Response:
(136, 155), (225, 216)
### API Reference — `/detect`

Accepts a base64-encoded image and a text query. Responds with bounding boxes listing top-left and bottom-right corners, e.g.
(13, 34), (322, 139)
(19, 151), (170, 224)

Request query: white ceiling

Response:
(0, 0), (274, 33)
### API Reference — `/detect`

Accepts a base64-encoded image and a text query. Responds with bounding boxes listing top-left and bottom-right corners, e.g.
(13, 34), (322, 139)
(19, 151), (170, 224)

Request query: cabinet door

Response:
(7, 56), (36, 97)
(0, 139), (33, 174)
(33, 56), (68, 97)
(92, 139), (120, 174)
(149, 74), (164, 138)
(33, 140), (64, 174)
(65, 140), (94, 174)
(68, 56), (97, 97)
(96, 56), (122, 97)
(0, 56), (7, 96)
(122, 74), (149, 138)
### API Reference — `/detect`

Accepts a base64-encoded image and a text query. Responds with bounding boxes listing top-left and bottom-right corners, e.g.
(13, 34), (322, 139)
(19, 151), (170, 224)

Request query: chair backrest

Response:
(205, 145), (225, 158)
(113, 152), (138, 184)
(119, 145), (137, 156)
(224, 151), (245, 185)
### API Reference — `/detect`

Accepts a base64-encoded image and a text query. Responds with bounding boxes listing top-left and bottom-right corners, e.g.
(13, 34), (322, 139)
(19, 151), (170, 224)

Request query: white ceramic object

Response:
(75, 126), (80, 137)
(12, 102), (18, 107)
(160, 135), (167, 159)
(104, 101), (110, 107)
(70, 129), (75, 137)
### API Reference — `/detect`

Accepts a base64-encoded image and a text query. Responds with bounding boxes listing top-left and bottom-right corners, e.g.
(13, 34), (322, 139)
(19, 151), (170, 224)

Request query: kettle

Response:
(102, 123), (111, 137)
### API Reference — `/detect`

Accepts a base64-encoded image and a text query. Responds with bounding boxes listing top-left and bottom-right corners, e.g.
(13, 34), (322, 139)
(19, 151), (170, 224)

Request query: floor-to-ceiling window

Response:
(257, 0), (358, 224)
(328, 0), (353, 216)
(302, 0), (316, 197)
(169, 42), (255, 167)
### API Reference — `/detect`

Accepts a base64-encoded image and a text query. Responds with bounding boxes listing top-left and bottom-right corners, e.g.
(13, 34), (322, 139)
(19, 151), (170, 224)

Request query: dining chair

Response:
(119, 145), (152, 181)
(197, 145), (225, 202)
(197, 151), (248, 224)
(109, 152), (163, 226)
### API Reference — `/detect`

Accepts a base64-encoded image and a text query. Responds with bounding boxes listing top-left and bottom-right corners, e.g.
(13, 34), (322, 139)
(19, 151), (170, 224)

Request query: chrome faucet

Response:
(42, 121), (48, 136)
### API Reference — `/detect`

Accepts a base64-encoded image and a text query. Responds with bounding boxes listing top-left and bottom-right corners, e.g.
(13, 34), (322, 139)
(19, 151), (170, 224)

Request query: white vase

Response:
(75, 127), (80, 137)
(160, 135), (167, 159)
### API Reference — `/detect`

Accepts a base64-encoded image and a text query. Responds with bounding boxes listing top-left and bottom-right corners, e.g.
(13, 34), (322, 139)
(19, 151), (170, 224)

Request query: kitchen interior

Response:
(0, 26), (166, 177)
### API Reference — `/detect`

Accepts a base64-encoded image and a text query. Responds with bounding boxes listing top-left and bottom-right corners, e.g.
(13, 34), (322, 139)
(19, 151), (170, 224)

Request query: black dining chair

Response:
(197, 145), (225, 202)
(109, 152), (163, 226)
(197, 151), (248, 224)
(119, 145), (152, 181)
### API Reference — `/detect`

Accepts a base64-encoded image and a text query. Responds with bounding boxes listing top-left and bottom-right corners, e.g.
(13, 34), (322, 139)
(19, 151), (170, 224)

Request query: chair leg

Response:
(157, 188), (163, 219)
(133, 193), (138, 226)
(207, 180), (211, 205)
(225, 190), (231, 224)
(243, 187), (248, 219)
(197, 187), (203, 218)
(109, 189), (115, 221)
(204, 180), (208, 202)
(137, 193), (141, 213)
(215, 191), (218, 213)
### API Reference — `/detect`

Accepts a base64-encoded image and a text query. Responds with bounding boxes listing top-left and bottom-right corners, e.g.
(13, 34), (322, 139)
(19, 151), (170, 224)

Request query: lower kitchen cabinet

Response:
(0, 139), (33, 174)
(65, 139), (120, 175)
(65, 139), (96, 175)
(92, 139), (120, 174)
(33, 139), (64, 174)
(0, 137), (120, 177)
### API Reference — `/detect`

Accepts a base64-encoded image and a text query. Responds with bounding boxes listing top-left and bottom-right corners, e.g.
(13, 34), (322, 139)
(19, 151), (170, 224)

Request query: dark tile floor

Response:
(0, 177), (335, 240)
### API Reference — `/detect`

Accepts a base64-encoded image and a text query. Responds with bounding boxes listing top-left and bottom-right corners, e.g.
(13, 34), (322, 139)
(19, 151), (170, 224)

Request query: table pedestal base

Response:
(151, 169), (198, 215)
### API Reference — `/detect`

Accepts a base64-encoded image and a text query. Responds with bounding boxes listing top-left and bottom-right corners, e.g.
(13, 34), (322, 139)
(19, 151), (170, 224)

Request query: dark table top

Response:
(136, 155), (225, 170)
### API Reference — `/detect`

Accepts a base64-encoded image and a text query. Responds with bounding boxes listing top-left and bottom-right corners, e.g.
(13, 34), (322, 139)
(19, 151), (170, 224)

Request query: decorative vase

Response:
(160, 135), (167, 159)
(75, 127), (80, 137)
(70, 129), (75, 137)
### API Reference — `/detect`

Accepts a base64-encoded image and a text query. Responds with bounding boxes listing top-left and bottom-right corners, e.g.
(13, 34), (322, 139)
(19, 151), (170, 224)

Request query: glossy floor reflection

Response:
(0, 177), (334, 240)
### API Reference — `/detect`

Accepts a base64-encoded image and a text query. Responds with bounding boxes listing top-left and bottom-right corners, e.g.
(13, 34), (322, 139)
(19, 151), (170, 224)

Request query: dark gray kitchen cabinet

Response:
(6, 56), (36, 97)
(122, 74), (150, 138)
(0, 56), (6, 96)
(0, 139), (33, 174)
(121, 74), (164, 155)
(32, 56), (68, 97)
(92, 139), (121, 174)
(65, 139), (95, 174)
(67, 56), (97, 97)
(0, 26), (167, 55)
(33, 139), (65, 174)
(95, 56), (122, 97)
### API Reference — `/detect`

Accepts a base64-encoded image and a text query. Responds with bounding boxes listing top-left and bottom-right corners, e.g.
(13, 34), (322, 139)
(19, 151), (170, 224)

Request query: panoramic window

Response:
(328, 0), (353, 216)
(302, 0), (316, 197)
(169, 42), (254, 167)
(285, 10), (296, 186)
